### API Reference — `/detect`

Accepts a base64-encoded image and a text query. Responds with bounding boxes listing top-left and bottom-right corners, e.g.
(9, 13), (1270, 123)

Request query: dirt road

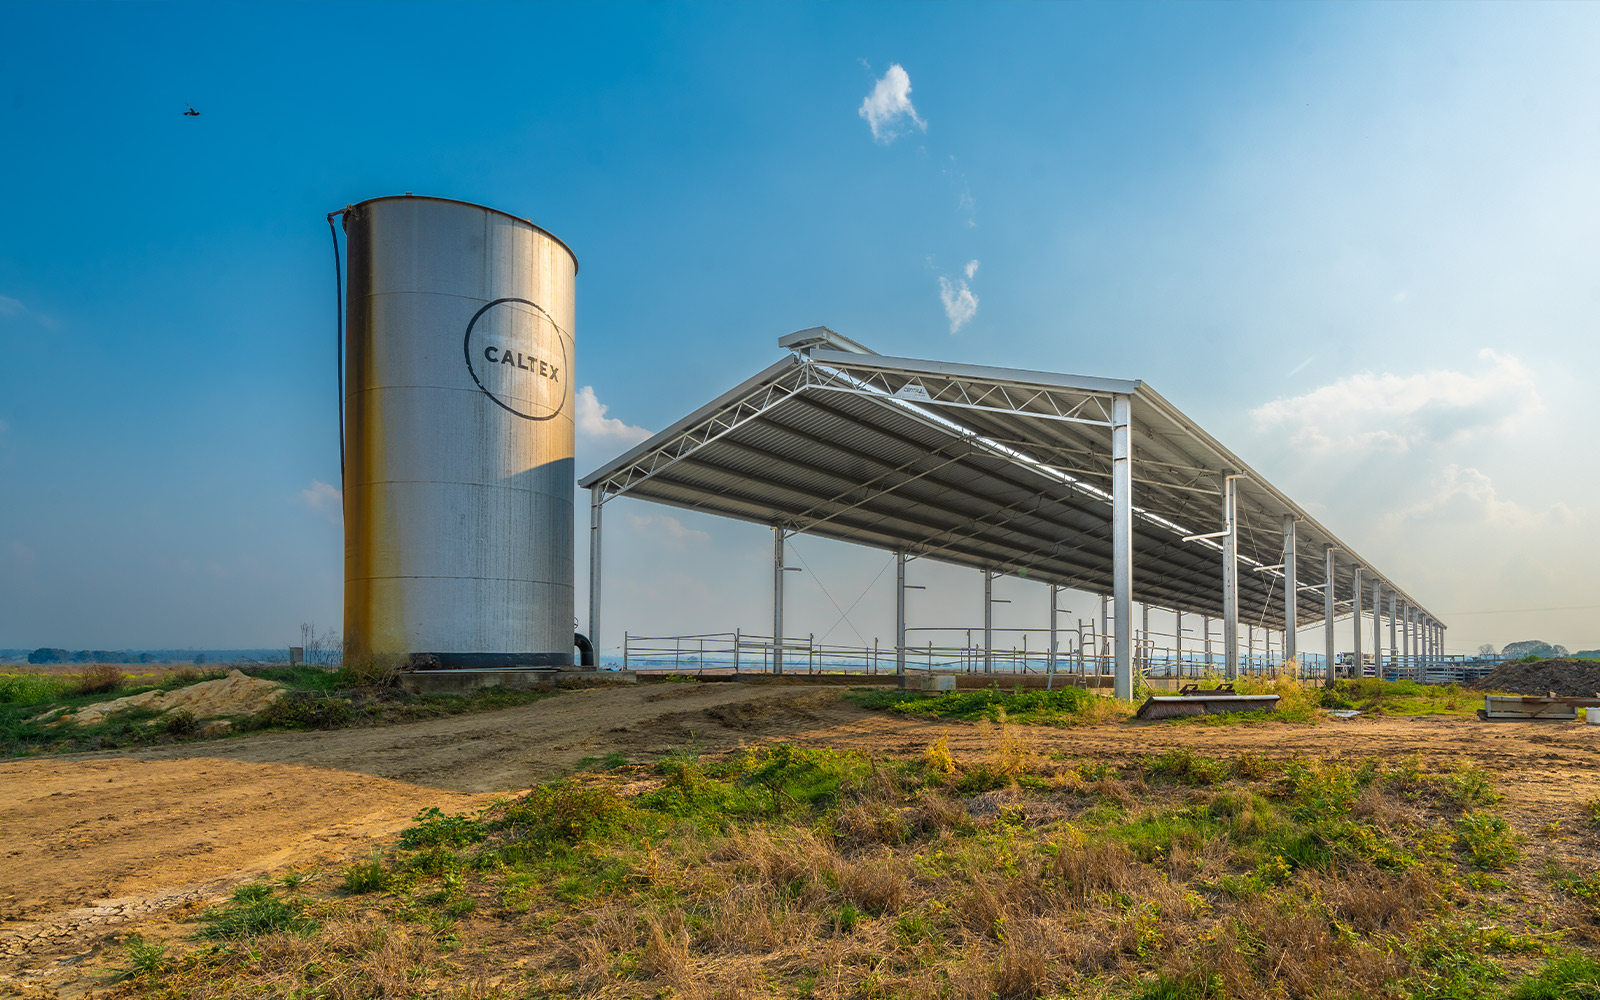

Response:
(6, 681), (1600, 996)
(0, 682), (857, 994)
(53, 680), (862, 793)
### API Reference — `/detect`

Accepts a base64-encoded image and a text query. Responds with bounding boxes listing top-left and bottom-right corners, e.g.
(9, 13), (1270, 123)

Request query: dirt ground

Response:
(5, 680), (1600, 997)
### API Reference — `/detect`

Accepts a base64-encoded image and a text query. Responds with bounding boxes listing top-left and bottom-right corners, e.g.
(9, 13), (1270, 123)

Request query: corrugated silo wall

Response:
(342, 196), (577, 667)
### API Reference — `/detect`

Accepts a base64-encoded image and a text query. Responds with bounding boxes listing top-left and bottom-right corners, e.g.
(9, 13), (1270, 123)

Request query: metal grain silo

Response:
(341, 195), (577, 667)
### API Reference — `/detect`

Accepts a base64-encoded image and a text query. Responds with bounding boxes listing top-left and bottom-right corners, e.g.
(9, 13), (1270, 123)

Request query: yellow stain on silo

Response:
(344, 381), (405, 660)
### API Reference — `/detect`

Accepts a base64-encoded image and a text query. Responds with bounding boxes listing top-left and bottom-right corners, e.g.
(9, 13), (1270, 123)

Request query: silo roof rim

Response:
(344, 194), (579, 273)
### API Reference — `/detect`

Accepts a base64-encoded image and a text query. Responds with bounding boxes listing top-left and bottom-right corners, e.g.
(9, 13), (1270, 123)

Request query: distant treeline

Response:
(1498, 640), (1600, 661)
(4, 648), (290, 666)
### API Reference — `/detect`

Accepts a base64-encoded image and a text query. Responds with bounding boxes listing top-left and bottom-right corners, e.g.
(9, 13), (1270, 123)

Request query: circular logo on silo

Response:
(462, 297), (569, 421)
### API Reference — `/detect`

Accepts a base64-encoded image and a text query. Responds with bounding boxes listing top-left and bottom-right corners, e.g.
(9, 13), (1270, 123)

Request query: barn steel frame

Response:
(579, 329), (1445, 697)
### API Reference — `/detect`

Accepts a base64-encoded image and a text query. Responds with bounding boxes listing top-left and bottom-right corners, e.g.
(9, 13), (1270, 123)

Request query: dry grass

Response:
(102, 734), (1600, 1000)
(71, 663), (125, 696)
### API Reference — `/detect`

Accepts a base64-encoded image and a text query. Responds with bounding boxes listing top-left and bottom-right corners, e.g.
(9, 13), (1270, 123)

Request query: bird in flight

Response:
(183, 104), (200, 117)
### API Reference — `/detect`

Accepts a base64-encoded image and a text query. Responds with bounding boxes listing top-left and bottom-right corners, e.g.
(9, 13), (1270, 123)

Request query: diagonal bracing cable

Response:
(787, 541), (886, 649)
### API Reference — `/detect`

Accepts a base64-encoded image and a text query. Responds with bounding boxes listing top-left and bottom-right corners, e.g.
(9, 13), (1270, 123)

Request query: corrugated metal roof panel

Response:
(580, 347), (1439, 629)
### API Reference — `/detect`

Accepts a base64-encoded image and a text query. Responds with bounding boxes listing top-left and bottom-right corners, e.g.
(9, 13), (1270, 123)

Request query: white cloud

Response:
(858, 64), (926, 143)
(0, 294), (57, 329)
(944, 156), (977, 227)
(1395, 464), (1572, 529)
(1250, 349), (1541, 453)
(938, 260), (981, 333)
(576, 386), (652, 447)
(626, 512), (710, 548)
(297, 480), (342, 516)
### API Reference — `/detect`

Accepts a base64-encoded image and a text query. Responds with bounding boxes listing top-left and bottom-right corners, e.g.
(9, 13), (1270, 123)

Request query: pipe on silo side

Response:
(341, 195), (578, 669)
(574, 632), (596, 668)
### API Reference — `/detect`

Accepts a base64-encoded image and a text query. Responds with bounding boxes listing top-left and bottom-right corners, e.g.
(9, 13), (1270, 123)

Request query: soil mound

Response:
(1471, 658), (1600, 697)
(65, 669), (284, 725)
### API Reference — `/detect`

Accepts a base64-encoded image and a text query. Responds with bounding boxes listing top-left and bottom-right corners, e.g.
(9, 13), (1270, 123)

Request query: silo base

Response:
(399, 668), (634, 696)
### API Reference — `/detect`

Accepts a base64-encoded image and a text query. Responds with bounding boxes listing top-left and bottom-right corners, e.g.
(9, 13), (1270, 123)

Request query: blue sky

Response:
(2, 2), (1597, 655)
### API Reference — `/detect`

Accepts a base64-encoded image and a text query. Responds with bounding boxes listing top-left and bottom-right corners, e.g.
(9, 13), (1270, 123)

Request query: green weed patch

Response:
(107, 739), (1591, 1000)
(0, 664), (558, 758)
(846, 684), (1117, 725)
(196, 882), (318, 940)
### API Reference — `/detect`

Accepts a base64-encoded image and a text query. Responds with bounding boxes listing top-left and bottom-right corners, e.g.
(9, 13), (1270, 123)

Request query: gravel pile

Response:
(1471, 658), (1600, 697)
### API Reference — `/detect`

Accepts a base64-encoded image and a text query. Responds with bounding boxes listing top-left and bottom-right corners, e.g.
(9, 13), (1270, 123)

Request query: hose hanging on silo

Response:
(326, 211), (347, 512)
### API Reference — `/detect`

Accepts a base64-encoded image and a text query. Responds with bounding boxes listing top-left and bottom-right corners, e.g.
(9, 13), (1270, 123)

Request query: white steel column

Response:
(1401, 604), (1414, 675)
(1204, 616), (1213, 669)
(1142, 603), (1151, 676)
(1099, 595), (1109, 672)
(1282, 515), (1297, 664)
(1323, 545), (1336, 687)
(895, 551), (907, 677)
(1388, 592), (1398, 676)
(1222, 472), (1239, 680)
(1420, 617), (1429, 673)
(1418, 615), (1426, 673)
(1049, 584), (1060, 678)
(1175, 610), (1184, 677)
(1112, 393), (1134, 699)
(588, 484), (603, 662)
(1351, 566), (1363, 683)
(772, 527), (786, 676)
(1403, 606), (1413, 676)
(983, 570), (994, 674)
(1372, 581), (1382, 678)
(1417, 610), (1424, 675)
